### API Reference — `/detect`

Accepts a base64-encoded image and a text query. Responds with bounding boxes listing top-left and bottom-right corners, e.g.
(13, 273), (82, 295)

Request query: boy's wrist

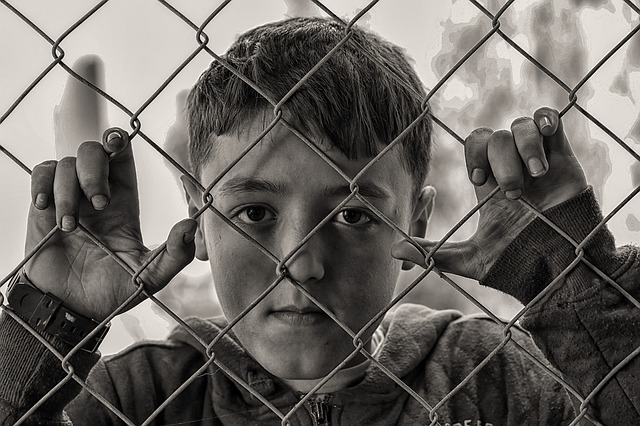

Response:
(6, 270), (109, 353)
(480, 186), (619, 305)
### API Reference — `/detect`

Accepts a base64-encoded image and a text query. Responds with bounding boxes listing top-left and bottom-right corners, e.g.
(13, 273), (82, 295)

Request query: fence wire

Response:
(1, 0), (639, 425)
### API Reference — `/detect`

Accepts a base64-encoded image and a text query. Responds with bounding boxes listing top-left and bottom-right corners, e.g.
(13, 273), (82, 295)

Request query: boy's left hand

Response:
(392, 107), (588, 281)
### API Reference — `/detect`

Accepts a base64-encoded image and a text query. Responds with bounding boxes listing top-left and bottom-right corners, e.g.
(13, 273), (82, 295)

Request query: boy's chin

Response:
(251, 343), (368, 381)
(261, 353), (338, 380)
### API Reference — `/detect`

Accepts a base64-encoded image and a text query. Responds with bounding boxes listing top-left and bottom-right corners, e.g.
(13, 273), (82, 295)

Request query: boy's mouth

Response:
(270, 305), (329, 326)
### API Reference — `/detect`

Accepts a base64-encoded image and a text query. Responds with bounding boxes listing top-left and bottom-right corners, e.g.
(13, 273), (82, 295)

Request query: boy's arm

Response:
(482, 185), (640, 424)
(0, 56), (196, 424)
(392, 107), (640, 424)
(0, 313), (99, 425)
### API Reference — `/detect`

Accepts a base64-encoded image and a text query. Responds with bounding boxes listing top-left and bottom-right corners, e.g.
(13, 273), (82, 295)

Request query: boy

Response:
(1, 16), (639, 425)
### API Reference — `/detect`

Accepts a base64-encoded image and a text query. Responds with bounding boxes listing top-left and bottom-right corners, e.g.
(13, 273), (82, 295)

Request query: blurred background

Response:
(1, 0), (639, 355)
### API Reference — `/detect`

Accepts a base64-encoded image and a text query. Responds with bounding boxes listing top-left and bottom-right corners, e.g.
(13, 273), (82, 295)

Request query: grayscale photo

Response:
(1, 0), (639, 424)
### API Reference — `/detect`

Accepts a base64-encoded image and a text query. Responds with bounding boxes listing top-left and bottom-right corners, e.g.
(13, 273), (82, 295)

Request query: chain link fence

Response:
(1, 0), (640, 425)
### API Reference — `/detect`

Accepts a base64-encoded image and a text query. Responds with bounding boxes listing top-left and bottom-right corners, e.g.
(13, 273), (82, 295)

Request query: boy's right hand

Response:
(22, 56), (197, 322)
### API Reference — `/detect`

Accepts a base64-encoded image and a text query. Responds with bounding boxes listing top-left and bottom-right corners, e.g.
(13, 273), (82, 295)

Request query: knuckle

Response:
(58, 156), (77, 167)
(510, 116), (535, 131)
(498, 173), (521, 184)
(40, 159), (58, 168)
(32, 161), (56, 175)
(489, 130), (513, 147)
(77, 140), (103, 156)
(465, 128), (493, 167)
(536, 106), (559, 117)
(496, 175), (522, 191)
(492, 129), (512, 139)
(466, 127), (493, 142)
(54, 196), (77, 212)
(54, 198), (69, 210)
(79, 176), (105, 193)
(511, 116), (531, 126)
(31, 174), (54, 191)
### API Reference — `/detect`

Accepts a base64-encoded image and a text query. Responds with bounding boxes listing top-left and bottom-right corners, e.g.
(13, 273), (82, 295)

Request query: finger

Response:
(31, 160), (57, 210)
(533, 107), (573, 156)
(53, 157), (82, 232)
(511, 117), (548, 177)
(103, 127), (129, 156)
(76, 141), (110, 210)
(464, 127), (492, 186)
(140, 219), (197, 292)
(391, 238), (478, 280)
(487, 130), (524, 200)
(102, 127), (137, 190)
(54, 55), (108, 159)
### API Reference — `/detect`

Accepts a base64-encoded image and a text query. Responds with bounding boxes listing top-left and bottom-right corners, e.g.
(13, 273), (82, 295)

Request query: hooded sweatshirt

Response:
(0, 188), (639, 425)
(62, 305), (573, 426)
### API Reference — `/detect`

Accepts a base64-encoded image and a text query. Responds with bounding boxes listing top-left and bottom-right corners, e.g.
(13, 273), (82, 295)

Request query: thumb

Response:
(391, 237), (479, 280)
(139, 218), (197, 293)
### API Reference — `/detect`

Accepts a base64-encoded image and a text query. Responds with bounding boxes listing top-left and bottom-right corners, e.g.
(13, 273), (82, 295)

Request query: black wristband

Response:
(5, 271), (109, 353)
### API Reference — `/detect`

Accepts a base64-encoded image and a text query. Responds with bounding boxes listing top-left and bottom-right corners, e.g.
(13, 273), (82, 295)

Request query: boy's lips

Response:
(273, 304), (323, 314)
(270, 305), (329, 326)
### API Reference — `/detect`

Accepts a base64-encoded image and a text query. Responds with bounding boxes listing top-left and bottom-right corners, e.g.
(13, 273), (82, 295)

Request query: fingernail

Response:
(183, 230), (196, 245)
(61, 215), (76, 231)
(505, 189), (522, 200)
(471, 168), (486, 185)
(527, 157), (545, 176)
(35, 193), (48, 210)
(91, 195), (108, 210)
(539, 116), (552, 131)
(391, 240), (408, 256)
(106, 130), (126, 151)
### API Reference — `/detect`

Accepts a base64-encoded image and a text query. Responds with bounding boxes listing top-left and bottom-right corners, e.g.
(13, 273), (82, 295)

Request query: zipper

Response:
(304, 395), (332, 426)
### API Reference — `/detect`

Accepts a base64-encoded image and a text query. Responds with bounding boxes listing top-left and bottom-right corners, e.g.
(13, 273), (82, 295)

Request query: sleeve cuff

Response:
(479, 186), (623, 305)
(0, 310), (99, 419)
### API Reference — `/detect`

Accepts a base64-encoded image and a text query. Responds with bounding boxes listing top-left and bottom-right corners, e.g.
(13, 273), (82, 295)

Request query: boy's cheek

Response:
(205, 230), (272, 300)
(354, 266), (398, 312)
(210, 261), (272, 321)
(329, 255), (398, 323)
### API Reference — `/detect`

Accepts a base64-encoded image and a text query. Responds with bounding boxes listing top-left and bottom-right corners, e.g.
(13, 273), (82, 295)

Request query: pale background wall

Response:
(1, 0), (639, 354)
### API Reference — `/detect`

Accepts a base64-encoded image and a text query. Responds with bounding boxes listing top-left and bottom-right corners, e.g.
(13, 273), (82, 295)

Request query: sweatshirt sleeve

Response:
(0, 312), (100, 425)
(481, 186), (640, 424)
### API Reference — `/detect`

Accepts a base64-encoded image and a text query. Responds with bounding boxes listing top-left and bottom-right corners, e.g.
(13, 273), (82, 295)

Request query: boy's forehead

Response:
(199, 121), (413, 196)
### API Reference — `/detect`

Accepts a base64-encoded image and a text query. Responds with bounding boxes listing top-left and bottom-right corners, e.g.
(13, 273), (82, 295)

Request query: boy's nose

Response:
(278, 223), (325, 285)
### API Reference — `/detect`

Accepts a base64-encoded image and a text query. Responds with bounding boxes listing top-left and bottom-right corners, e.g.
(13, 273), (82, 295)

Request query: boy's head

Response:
(183, 17), (435, 380)
(187, 16), (432, 196)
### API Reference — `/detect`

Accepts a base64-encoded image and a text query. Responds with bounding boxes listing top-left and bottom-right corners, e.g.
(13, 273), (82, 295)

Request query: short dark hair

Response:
(187, 17), (432, 194)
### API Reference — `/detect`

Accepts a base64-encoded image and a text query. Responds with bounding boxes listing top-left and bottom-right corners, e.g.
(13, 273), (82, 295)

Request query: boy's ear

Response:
(402, 185), (436, 271)
(180, 175), (209, 261)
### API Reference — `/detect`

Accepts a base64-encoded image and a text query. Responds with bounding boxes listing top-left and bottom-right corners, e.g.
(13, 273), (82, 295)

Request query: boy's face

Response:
(187, 121), (431, 380)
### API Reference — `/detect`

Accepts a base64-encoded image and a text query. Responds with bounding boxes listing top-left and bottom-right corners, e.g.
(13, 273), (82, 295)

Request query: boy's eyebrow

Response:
(216, 177), (391, 200)
(217, 177), (286, 197)
(321, 181), (391, 200)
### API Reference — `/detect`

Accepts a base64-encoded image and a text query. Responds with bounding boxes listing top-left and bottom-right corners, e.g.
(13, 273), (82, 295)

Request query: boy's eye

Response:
(334, 209), (372, 226)
(236, 206), (274, 223)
